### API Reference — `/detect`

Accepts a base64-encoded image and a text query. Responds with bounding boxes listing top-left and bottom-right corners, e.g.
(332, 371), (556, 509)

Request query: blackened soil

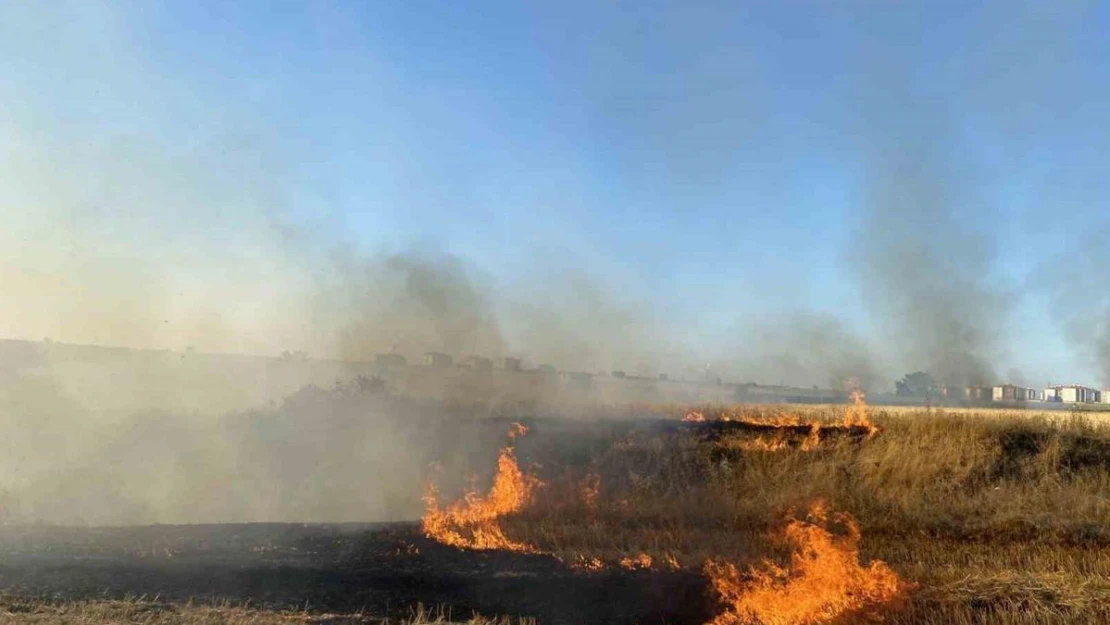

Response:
(0, 523), (712, 625)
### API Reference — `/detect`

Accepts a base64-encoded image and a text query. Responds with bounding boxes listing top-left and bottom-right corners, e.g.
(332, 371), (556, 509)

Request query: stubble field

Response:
(0, 389), (1108, 624)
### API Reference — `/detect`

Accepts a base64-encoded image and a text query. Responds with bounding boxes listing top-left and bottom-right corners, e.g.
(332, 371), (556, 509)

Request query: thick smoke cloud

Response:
(850, 145), (1009, 387)
(1041, 226), (1110, 386)
(0, 375), (470, 525)
(317, 251), (508, 362)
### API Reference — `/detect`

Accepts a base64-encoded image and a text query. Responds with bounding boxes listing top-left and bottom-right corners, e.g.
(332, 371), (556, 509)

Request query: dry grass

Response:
(480, 404), (1110, 623)
(0, 597), (533, 625)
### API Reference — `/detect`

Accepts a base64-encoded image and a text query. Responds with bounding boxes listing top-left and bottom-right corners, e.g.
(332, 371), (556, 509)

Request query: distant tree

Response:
(896, 371), (938, 397)
(612, 370), (626, 379)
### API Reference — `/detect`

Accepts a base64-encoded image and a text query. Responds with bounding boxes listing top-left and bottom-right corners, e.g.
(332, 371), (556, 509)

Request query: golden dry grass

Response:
(480, 404), (1110, 623)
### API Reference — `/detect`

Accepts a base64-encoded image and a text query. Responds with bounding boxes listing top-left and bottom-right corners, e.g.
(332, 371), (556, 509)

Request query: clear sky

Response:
(2, 2), (1109, 388)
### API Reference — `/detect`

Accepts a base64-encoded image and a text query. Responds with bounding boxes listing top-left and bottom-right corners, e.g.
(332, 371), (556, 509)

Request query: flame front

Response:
(704, 502), (908, 625)
(700, 390), (879, 454)
(422, 423), (542, 552)
(619, 553), (653, 570)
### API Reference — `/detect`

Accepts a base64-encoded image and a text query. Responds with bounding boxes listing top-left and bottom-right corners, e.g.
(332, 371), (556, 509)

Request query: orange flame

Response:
(845, 389), (871, 428)
(680, 391), (878, 439)
(571, 554), (606, 571)
(716, 392), (879, 454)
(422, 423), (542, 552)
(619, 553), (654, 570)
(580, 471), (601, 509)
(704, 502), (908, 625)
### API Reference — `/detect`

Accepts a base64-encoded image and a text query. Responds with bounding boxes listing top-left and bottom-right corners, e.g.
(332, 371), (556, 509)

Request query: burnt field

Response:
(0, 523), (708, 625)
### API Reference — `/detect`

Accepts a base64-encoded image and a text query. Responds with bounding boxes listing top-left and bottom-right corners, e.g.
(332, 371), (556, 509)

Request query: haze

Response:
(4, 3), (1110, 389)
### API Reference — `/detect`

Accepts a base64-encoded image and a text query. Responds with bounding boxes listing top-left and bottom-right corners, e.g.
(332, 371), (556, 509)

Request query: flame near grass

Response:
(580, 471), (601, 509)
(691, 390), (879, 452)
(422, 423), (542, 552)
(704, 501), (909, 625)
(619, 553), (654, 570)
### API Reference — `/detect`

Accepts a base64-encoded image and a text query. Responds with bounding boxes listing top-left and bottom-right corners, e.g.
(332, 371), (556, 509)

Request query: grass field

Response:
(425, 401), (1110, 624)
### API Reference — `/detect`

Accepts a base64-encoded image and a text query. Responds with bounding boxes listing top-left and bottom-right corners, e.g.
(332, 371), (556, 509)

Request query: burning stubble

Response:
(703, 502), (910, 625)
(422, 423), (543, 553)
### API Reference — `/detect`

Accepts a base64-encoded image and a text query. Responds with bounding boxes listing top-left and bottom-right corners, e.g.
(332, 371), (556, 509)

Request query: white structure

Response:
(992, 384), (1041, 402)
(1059, 386), (1080, 403)
(1102, 389), (1110, 404)
(1056, 385), (1099, 404)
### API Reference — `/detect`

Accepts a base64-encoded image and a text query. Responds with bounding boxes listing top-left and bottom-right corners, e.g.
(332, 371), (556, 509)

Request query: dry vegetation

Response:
(423, 401), (1110, 624)
(0, 596), (534, 625)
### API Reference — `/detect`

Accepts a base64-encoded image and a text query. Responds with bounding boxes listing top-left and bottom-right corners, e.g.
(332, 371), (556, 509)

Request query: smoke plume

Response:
(850, 146), (1009, 387)
(720, 313), (880, 391)
(1041, 226), (1110, 386)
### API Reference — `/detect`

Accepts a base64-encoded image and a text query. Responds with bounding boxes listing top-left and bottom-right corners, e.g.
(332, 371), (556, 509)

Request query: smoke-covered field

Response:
(0, 384), (1107, 624)
(5, 3), (1110, 624)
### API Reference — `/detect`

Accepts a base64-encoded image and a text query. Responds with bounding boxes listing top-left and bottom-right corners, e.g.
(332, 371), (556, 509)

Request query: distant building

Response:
(460, 355), (493, 370)
(559, 371), (592, 389)
(1101, 389), (1110, 404)
(498, 357), (522, 371)
(1054, 385), (1099, 404)
(375, 353), (407, 367)
(966, 385), (992, 401)
(423, 352), (453, 367)
(992, 384), (1041, 402)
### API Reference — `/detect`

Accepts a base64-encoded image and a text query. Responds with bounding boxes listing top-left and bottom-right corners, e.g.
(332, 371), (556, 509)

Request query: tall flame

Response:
(845, 389), (870, 428)
(704, 502), (908, 625)
(422, 423), (542, 552)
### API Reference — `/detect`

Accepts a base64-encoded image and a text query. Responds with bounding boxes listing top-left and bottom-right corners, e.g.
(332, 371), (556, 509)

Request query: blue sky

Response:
(2, 1), (1109, 387)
